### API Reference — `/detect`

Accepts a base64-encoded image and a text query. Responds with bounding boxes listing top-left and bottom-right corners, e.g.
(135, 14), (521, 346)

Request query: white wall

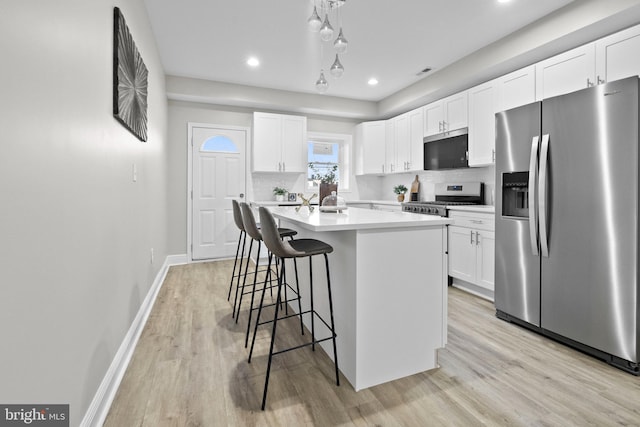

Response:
(0, 1), (169, 425)
(167, 100), (360, 254)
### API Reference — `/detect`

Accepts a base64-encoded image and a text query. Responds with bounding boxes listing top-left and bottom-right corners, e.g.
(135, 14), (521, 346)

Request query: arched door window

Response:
(200, 135), (239, 153)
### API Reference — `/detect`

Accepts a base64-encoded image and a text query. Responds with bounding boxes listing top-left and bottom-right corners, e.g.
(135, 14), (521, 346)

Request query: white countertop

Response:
(251, 200), (306, 206)
(253, 199), (400, 207)
(346, 200), (401, 206)
(268, 206), (451, 232)
(446, 205), (495, 214)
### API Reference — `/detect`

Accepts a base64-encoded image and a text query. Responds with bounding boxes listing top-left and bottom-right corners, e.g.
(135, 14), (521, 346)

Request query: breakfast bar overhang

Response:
(266, 206), (451, 391)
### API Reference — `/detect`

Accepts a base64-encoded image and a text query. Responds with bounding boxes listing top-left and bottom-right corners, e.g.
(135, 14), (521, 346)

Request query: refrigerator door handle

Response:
(538, 134), (550, 257)
(528, 136), (540, 256)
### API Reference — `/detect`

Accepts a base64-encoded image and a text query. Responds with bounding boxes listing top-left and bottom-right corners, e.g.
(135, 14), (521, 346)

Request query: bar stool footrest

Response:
(272, 335), (336, 356)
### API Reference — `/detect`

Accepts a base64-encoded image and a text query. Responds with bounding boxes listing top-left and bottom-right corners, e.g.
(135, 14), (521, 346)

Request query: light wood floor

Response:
(104, 260), (640, 426)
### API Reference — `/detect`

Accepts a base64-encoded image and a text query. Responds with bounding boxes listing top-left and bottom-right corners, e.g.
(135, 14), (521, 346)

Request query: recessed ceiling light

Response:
(368, 78), (379, 86)
(497, 0), (511, 3)
(247, 57), (260, 67)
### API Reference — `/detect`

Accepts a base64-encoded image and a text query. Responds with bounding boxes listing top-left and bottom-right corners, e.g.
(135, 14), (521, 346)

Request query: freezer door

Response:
(540, 77), (639, 363)
(495, 103), (542, 326)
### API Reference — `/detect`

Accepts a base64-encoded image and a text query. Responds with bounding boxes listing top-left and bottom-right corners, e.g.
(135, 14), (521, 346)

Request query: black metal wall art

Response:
(113, 7), (148, 142)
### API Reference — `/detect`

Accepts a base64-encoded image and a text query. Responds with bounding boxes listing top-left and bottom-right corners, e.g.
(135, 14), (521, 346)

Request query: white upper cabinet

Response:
(253, 112), (307, 172)
(424, 101), (444, 136)
(535, 24), (640, 102)
(408, 107), (424, 171)
(497, 65), (536, 112)
(392, 113), (409, 173)
(355, 121), (386, 175)
(596, 24), (640, 84)
(535, 44), (596, 101)
(468, 80), (498, 167)
(281, 115), (306, 172)
(424, 92), (468, 136)
(385, 118), (395, 174)
(386, 107), (424, 173)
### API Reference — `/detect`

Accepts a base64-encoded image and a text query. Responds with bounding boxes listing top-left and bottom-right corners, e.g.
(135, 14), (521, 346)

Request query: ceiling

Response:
(143, 0), (575, 103)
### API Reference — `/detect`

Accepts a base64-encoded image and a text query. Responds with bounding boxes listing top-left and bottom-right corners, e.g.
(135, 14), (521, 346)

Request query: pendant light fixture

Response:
(333, 28), (348, 54)
(319, 14), (334, 41)
(309, 0), (349, 93)
(330, 54), (344, 78)
(315, 70), (329, 93)
(307, 6), (322, 32)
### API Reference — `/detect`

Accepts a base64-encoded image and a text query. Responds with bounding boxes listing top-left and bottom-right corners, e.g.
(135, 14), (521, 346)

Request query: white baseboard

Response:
(80, 253), (188, 427)
(451, 279), (495, 302)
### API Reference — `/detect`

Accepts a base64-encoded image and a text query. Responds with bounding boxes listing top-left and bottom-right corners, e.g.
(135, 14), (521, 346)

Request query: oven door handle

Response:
(528, 136), (539, 256)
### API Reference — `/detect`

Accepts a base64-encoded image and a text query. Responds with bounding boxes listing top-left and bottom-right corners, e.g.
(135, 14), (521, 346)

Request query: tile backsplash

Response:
(250, 173), (308, 201)
(380, 166), (496, 205)
(250, 165), (495, 205)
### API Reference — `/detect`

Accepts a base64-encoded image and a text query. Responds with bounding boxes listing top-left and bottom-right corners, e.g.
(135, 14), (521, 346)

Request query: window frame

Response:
(306, 131), (352, 192)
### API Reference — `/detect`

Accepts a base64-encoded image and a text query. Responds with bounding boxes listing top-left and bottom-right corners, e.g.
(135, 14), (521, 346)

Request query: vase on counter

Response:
(397, 194), (405, 202)
(275, 194), (284, 202)
(319, 182), (338, 206)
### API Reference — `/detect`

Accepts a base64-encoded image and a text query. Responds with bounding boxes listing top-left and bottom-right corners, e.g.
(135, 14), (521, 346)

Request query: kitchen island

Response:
(266, 206), (451, 391)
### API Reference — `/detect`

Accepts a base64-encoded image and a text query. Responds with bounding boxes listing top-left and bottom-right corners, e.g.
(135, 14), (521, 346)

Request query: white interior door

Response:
(192, 126), (246, 260)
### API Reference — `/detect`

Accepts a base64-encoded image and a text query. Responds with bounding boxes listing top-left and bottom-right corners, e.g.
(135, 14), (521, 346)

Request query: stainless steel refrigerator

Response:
(495, 76), (639, 374)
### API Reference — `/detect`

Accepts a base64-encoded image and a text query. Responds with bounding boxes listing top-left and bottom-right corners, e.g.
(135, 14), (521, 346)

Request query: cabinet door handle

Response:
(443, 120), (448, 132)
(475, 231), (480, 246)
(282, 162), (285, 172)
(597, 75), (605, 85)
(470, 230), (474, 245)
(587, 78), (594, 87)
(492, 149), (495, 163)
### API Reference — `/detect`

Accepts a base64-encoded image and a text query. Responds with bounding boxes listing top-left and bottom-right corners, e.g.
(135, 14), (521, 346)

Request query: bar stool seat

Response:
(249, 206), (339, 410)
(286, 239), (333, 257)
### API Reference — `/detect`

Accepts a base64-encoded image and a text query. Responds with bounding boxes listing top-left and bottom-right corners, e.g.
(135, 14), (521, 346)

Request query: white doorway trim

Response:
(187, 122), (250, 261)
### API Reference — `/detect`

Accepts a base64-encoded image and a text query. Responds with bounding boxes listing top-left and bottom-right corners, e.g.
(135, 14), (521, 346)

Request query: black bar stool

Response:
(239, 202), (301, 347)
(249, 206), (339, 410)
(230, 200), (297, 320)
(227, 200), (247, 303)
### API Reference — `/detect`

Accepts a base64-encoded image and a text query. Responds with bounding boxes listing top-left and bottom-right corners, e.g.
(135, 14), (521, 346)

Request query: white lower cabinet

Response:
(448, 211), (495, 293)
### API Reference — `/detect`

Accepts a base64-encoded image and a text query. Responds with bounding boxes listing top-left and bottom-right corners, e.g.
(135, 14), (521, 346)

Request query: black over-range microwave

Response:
(423, 127), (469, 170)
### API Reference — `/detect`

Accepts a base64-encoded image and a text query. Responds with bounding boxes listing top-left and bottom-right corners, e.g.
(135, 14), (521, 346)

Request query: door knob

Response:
(239, 193), (245, 199)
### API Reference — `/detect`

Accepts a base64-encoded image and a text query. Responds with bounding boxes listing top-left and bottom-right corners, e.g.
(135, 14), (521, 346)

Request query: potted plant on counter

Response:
(273, 186), (287, 202)
(394, 184), (408, 202)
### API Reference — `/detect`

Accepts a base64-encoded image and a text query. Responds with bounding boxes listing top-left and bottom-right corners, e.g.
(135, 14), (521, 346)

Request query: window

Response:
(307, 132), (351, 191)
(200, 135), (239, 153)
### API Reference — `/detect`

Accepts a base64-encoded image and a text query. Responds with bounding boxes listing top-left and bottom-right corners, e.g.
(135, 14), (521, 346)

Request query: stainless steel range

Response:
(402, 182), (484, 216)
